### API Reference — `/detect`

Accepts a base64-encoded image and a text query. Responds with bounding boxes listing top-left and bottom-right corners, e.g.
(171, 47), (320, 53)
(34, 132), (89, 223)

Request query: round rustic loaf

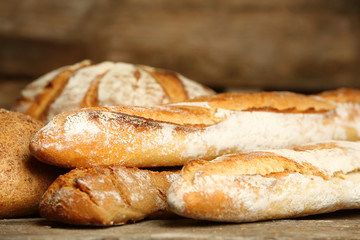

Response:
(12, 60), (215, 122)
(0, 109), (61, 218)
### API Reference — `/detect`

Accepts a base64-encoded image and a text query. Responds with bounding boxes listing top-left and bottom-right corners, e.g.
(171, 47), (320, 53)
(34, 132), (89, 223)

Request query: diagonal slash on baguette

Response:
(30, 88), (360, 168)
(167, 140), (360, 222)
(39, 166), (180, 226)
(40, 140), (360, 225)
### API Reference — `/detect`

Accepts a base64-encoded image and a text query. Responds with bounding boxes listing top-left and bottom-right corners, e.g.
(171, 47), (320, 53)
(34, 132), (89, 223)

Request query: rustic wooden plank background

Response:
(1, 210), (360, 240)
(1, 0), (360, 110)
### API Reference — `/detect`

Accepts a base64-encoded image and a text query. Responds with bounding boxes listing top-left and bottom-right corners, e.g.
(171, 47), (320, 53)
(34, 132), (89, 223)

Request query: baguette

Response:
(12, 60), (214, 122)
(30, 88), (360, 168)
(39, 166), (180, 226)
(167, 140), (360, 222)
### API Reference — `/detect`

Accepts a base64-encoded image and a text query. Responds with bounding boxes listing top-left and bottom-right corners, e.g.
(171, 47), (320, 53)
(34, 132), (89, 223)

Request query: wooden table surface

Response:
(1, 210), (360, 240)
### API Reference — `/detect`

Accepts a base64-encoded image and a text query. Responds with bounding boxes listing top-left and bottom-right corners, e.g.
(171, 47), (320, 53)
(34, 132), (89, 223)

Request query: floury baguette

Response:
(167, 140), (360, 222)
(40, 141), (360, 225)
(30, 88), (360, 168)
(39, 166), (180, 226)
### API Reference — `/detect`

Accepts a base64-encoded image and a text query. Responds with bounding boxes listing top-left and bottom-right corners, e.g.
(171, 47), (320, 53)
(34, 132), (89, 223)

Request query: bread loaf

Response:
(167, 140), (360, 222)
(29, 88), (360, 168)
(0, 109), (61, 218)
(39, 166), (179, 225)
(12, 60), (214, 122)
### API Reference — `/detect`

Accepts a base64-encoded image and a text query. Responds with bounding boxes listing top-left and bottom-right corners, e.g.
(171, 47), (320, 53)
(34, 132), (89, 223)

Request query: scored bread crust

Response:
(12, 60), (214, 122)
(12, 61), (91, 121)
(167, 140), (360, 222)
(29, 89), (360, 168)
(39, 166), (180, 226)
(188, 91), (334, 112)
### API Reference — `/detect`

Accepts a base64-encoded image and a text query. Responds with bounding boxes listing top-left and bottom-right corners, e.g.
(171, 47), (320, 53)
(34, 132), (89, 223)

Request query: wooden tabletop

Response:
(1, 210), (360, 240)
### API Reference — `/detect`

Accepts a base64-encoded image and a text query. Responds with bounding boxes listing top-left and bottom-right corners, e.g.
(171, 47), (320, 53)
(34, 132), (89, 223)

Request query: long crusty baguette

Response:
(30, 88), (360, 168)
(39, 166), (180, 226)
(12, 60), (214, 122)
(167, 140), (360, 222)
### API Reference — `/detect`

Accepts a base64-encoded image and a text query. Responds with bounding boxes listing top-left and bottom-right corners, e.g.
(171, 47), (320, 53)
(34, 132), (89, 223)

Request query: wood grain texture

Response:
(0, 212), (360, 240)
(0, 79), (29, 110)
(1, 0), (360, 92)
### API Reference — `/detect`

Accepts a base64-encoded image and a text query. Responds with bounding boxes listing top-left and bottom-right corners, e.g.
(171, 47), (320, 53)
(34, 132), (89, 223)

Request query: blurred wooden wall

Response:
(1, 0), (360, 109)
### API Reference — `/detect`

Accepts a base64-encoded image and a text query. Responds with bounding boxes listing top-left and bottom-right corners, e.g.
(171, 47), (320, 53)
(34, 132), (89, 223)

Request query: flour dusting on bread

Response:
(167, 141), (360, 222)
(39, 167), (180, 225)
(13, 60), (214, 122)
(48, 62), (114, 120)
(30, 90), (360, 168)
(98, 63), (167, 107)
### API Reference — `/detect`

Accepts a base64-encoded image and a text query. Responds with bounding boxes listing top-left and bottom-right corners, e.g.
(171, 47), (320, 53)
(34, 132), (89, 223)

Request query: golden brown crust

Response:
(25, 61), (90, 121)
(314, 88), (360, 103)
(181, 151), (325, 181)
(139, 66), (189, 102)
(81, 70), (109, 108)
(54, 90), (336, 127)
(39, 166), (180, 226)
(105, 105), (222, 126)
(177, 142), (342, 180)
(292, 141), (340, 152)
(0, 109), (61, 218)
(29, 108), (210, 169)
(167, 141), (360, 222)
(190, 91), (335, 113)
(13, 60), (215, 122)
(29, 89), (360, 169)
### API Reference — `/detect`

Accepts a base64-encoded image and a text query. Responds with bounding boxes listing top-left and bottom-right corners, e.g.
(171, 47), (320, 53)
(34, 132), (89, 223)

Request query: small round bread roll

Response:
(0, 109), (61, 218)
(12, 60), (215, 122)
